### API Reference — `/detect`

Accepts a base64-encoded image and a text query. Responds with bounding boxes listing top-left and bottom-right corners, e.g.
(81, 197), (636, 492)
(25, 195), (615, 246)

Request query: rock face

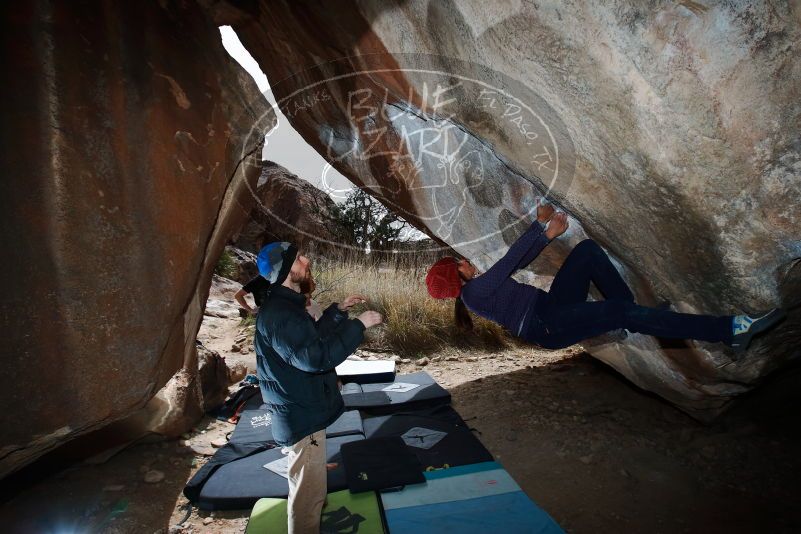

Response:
(222, 246), (259, 285)
(0, 1), (268, 476)
(197, 342), (236, 412)
(230, 1), (801, 417)
(233, 161), (343, 255)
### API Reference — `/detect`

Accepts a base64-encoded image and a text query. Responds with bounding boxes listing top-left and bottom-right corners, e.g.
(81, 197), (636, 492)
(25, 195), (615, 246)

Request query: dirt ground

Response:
(3, 291), (800, 533)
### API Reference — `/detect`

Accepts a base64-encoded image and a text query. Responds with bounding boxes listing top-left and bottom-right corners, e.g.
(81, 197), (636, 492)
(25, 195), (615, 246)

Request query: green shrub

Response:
(215, 249), (238, 280)
(239, 313), (256, 328)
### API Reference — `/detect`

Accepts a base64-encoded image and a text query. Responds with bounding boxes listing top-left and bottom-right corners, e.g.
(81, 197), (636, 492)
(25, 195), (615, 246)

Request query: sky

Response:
(218, 27), (426, 241)
(219, 26), (355, 201)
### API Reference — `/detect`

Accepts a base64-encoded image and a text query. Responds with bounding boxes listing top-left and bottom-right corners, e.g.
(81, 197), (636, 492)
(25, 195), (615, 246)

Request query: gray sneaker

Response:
(730, 308), (787, 353)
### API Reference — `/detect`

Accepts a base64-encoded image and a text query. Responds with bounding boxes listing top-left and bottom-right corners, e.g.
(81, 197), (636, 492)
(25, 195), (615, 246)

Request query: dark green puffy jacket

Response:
(254, 284), (365, 446)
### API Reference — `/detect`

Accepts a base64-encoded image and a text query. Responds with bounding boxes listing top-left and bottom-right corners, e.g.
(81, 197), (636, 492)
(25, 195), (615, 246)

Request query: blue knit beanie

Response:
(256, 242), (298, 285)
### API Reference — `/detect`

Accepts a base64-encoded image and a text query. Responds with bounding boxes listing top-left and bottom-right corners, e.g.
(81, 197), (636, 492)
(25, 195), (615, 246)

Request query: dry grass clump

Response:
(312, 254), (512, 357)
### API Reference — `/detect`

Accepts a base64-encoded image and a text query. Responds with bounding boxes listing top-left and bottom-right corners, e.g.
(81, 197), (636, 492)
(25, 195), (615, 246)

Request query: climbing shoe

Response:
(730, 308), (787, 352)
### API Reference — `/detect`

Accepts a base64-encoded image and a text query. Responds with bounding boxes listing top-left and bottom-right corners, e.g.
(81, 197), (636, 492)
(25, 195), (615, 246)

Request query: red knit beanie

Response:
(426, 257), (462, 299)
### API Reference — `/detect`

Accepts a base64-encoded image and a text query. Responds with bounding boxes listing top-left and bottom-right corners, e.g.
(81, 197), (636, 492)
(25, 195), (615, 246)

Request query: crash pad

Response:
(342, 372), (451, 414)
(245, 488), (385, 534)
(336, 359), (396, 384)
(380, 461), (564, 533)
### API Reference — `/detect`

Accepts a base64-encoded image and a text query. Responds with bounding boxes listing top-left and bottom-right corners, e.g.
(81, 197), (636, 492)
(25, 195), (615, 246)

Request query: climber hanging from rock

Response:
(425, 200), (786, 355)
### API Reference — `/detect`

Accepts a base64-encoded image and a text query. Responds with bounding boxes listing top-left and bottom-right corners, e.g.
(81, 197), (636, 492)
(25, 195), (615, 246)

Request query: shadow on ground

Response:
(449, 353), (801, 533)
(0, 428), (201, 534)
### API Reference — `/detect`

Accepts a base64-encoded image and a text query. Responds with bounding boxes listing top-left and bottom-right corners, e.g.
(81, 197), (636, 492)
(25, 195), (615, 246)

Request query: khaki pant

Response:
(283, 430), (327, 534)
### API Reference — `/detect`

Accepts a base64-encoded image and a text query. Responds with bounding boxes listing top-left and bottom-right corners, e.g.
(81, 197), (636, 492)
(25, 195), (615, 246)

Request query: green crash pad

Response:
(246, 489), (385, 534)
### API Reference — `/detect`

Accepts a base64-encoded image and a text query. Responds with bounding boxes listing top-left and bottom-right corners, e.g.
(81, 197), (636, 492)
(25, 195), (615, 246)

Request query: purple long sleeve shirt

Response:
(460, 221), (551, 335)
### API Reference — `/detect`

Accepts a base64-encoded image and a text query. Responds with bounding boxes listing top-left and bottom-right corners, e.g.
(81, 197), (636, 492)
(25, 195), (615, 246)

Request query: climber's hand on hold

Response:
(536, 200), (555, 223)
(545, 212), (569, 240)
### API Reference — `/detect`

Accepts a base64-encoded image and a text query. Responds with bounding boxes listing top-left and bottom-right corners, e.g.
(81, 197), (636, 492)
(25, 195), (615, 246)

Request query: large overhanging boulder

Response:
(228, 1), (801, 418)
(0, 1), (269, 476)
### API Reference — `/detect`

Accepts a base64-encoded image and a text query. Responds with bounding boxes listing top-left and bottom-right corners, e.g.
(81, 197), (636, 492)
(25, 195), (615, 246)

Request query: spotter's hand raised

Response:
(357, 311), (383, 329)
(338, 294), (368, 311)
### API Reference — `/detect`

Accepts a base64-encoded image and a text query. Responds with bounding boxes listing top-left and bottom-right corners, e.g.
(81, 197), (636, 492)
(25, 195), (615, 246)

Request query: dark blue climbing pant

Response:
(523, 239), (733, 349)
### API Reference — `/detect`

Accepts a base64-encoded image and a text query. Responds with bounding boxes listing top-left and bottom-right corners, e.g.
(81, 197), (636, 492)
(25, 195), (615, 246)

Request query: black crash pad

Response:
(229, 409), (363, 445)
(342, 372), (451, 414)
(196, 434), (364, 510)
(361, 405), (494, 470)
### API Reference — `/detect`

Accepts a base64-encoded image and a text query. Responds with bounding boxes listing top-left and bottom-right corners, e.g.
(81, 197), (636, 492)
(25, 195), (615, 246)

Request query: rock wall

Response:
(233, 161), (343, 255)
(0, 1), (268, 476)
(230, 0), (801, 417)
